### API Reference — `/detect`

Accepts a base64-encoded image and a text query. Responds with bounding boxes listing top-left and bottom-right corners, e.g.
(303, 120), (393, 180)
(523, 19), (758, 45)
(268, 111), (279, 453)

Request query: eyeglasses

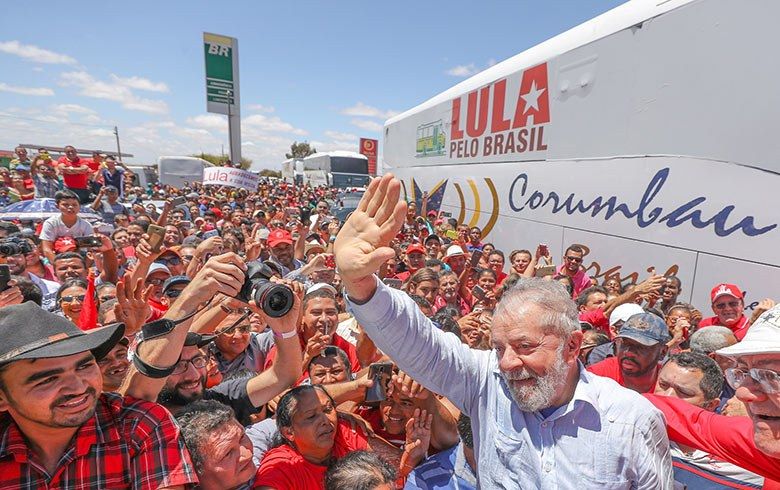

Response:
(713, 301), (741, 310)
(220, 324), (252, 336)
(725, 367), (780, 394)
(155, 257), (182, 266)
(565, 256), (583, 263)
(60, 294), (86, 303)
(145, 277), (166, 286)
(98, 295), (115, 303)
(172, 356), (208, 375)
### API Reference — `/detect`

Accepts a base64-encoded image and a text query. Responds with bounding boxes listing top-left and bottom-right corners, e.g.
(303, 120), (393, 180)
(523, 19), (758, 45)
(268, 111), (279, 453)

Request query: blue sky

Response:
(0, 0), (625, 170)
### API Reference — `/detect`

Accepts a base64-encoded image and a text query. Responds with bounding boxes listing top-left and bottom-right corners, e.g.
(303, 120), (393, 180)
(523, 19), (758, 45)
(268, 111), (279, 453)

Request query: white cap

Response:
(255, 228), (270, 240)
(717, 304), (780, 357)
(147, 263), (171, 277)
(444, 245), (465, 259)
(306, 283), (338, 295)
(608, 303), (644, 327)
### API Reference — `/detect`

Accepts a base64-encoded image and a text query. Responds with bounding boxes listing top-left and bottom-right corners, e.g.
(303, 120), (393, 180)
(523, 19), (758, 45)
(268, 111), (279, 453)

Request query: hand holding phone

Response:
(170, 196), (187, 207)
(75, 236), (104, 249)
(146, 224), (165, 253)
(365, 362), (394, 403)
(472, 285), (487, 301)
(470, 250), (483, 268)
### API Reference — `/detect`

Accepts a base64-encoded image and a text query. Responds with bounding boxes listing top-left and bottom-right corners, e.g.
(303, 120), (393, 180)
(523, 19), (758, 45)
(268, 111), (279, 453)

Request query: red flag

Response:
(78, 270), (98, 331)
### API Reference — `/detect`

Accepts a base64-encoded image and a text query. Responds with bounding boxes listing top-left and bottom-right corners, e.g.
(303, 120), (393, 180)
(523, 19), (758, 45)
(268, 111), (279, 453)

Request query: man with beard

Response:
(267, 229), (303, 276)
(335, 174), (673, 488)
(555, 244), (592, 298)
(588, 313), (671, 393)
(698, 283), (751, 340)
(0, 303), (197, 488)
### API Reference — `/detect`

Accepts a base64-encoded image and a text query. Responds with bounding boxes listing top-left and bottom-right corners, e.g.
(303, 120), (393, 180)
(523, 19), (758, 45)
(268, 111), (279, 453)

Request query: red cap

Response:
(427, 210), (437, 217)
(54, 236), (77, 254)
(268, 229), (294, 248)
(710, 283), (744, 303)
(406, 244), (426, 255)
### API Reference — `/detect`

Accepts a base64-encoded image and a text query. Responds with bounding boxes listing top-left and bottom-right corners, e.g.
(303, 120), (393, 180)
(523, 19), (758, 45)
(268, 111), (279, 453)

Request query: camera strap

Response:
(132, 306), (204, 379)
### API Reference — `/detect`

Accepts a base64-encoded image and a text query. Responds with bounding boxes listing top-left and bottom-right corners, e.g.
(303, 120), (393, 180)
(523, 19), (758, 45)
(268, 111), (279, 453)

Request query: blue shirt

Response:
(405, 443), (477, 490)
(348, 279), (674, 490)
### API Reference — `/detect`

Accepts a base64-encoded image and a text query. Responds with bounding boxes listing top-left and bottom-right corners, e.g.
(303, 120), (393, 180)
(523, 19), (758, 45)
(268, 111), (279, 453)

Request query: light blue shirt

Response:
(404, 443), (477, 490)
(348, 279), (674, 490)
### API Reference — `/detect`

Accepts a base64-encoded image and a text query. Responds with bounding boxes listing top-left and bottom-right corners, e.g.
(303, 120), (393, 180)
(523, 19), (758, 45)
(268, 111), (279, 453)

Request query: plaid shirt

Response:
(0, 393), (197, 489)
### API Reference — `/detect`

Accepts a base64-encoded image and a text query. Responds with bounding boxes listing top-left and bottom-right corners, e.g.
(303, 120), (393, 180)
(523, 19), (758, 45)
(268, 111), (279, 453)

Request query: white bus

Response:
(302, 151), (370, 188)
(382, 0), (780, 310)
(157, 156), (214, 189)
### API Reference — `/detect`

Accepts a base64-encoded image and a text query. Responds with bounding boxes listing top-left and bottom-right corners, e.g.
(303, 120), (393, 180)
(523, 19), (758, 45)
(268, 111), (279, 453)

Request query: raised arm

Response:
(335, 174), (487, 414)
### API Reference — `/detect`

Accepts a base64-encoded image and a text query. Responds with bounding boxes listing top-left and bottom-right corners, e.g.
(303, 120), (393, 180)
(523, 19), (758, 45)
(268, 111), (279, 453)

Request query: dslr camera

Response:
(0, 237), (32, 257)
(239, 262), (294, 318)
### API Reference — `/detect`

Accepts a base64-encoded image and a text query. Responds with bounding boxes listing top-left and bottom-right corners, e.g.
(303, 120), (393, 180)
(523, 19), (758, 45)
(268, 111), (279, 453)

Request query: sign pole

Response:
(204, 32), (241, 165)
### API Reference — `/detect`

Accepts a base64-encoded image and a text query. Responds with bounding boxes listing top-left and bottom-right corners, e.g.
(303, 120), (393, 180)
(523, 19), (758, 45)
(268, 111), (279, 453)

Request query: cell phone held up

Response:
(146, 224), (165, 253)
(471, 285), (487, 301)
(364, 362), (394, 403)
(74, 236), (103, 249)
(170, 196), (187, 208)
(470, 249), (483, 268)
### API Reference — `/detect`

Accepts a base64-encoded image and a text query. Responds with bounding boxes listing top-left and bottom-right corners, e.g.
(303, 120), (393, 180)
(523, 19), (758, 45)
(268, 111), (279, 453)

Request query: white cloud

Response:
(350, 118), (383, 132)
(87, 128), (114, 137)
(247, 104), (275, 113)
(110, 74), (169, 93)
(0, 82), (54, 96)
(324, 130), (358, 141)
(0, 40), (77, 64)
(341, 102), (398, 120)
(52, 104), (96, 115)
(60, 71), (168, 114)
(243, 114), (307, 135)
(445, 64), (479, 77)
(186, 114), (227, 131)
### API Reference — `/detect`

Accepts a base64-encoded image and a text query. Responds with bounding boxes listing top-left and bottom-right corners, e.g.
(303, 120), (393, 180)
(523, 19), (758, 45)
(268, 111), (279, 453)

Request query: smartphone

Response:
(96, 223), (115, 235)
(75, 236), (103, 249)
(324, 254), (336, 270)
(365, 362), (394, 403)
(470, 249), (483, 267)
(147, 224), (165, 252)
(179, 220), (192, 229)
(0, 264), (10, 293)
(170, 196), (187, 207)
(472, 285), (487, 301)
(445, 230), (459, 240)
(441, 211), (452, 218)
(382, 278), (403, 289)
(539, 244), (549, 257)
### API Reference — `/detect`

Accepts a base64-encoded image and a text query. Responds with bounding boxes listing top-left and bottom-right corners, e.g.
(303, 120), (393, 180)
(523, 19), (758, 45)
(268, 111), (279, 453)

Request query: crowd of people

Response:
(0, 148), (777, 489)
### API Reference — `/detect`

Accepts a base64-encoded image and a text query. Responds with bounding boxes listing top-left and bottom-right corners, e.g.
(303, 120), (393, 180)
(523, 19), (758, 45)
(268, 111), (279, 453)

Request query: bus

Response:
(382, 0), (780, 310)
(302, 151), (370, 188)
(157, 156), (214, 189)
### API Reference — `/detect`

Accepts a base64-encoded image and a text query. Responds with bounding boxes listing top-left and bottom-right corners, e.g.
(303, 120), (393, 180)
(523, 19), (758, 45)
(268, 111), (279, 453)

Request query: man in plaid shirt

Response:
(0, 302), (198, 489)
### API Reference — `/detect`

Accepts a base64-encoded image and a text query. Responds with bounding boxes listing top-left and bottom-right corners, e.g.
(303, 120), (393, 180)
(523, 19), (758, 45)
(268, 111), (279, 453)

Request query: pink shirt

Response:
(556, 263), (592, 298)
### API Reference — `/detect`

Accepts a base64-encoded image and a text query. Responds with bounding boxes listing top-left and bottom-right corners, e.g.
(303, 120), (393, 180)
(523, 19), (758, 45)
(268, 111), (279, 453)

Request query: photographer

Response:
(120, 254), (303, 425)
(0, 236), (60, 311)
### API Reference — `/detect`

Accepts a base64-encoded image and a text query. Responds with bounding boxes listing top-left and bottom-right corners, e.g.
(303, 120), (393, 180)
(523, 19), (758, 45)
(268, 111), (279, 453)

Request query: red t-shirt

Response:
(263, 333), (361, 385)
(354, 405), (406, 448)
(587, 356), (659, 393)
(698, 315), (750, 340)
(254, 419), (368, 490)
(57, 156), (89, 189)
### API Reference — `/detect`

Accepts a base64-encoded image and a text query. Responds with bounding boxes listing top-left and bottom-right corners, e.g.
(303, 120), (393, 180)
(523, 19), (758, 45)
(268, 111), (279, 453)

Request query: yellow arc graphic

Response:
(452, 178), (499, 237)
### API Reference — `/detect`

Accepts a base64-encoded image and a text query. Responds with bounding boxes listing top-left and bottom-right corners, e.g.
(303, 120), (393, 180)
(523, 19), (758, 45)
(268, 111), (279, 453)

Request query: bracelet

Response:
(274, 329), (298, 339)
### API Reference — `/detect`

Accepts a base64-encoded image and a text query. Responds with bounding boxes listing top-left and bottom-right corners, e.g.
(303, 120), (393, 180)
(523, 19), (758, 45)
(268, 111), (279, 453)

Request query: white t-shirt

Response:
(40, 215), (93, 242)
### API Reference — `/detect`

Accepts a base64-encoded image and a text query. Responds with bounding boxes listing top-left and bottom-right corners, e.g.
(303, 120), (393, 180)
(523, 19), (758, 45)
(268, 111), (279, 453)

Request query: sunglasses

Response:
(725, 367), (780, 394)
(145, 277), (166, 286)
(156, 257), (182, 266)
(60, 294), (86, 303)
(565, 256), (583, 263)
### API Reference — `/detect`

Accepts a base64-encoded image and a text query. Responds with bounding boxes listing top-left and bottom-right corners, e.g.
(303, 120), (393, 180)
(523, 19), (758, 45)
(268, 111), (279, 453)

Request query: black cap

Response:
(0, 302), (125, 366)
(162, 275), (191, 294)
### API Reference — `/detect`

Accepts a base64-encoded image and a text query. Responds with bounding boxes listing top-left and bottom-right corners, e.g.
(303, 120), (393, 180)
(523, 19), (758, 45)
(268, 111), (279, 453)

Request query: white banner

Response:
(203, 167), (258, 191)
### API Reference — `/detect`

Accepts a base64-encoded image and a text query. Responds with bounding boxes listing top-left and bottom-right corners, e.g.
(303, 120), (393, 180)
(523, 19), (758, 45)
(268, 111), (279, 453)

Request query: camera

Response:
(239, 261), (294, 318)
(0, 238), (31, 257)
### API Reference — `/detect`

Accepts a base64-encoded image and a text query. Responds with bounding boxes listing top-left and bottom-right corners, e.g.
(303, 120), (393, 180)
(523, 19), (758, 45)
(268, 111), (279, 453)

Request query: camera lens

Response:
(256, 283), (294, 318)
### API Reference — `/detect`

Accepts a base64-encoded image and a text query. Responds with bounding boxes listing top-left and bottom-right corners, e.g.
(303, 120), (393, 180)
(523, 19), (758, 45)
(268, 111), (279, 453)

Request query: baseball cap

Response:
(424, 234), (441, 244)
(305, 240), (326, 255)
(710, 283), (744, 303)
(406, 244), (425, 255)
(146, 263), (171, 277)
(255, 228), (271, 241)
(306, 283), (338, 296)
(162, 275), (191, 294)
(443, 245), (465, 262)
(0, 302), (125, 366)
(717, 304), (780, 357)
(427, 210), (437, 217)
(609, 303), (645, 327)
(615, 312), (671, 346)
(268, 229), (293, 248)
(103, 185), (119, 193)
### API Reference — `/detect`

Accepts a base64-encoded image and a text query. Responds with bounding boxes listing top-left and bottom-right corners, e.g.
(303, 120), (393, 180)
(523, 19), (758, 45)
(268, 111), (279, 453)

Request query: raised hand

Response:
(114, 275), (152, 336)
(334, 174), (407, 300)
(399, 408), (433, 476)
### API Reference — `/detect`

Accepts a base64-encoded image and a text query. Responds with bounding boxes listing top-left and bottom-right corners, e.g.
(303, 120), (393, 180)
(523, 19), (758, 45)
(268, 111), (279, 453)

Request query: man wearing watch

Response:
(120, 253), (303, 424)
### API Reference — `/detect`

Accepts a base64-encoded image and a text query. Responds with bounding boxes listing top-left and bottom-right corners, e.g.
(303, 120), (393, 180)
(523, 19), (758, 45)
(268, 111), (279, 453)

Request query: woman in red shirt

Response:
(255, 385), (431, 490)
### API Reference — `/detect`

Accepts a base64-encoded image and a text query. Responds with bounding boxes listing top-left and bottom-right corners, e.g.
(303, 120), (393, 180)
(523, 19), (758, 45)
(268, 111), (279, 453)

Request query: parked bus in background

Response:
(382, 0), (780, 309)
(157, 156), (214, 189)
(303, 151), (370, 188)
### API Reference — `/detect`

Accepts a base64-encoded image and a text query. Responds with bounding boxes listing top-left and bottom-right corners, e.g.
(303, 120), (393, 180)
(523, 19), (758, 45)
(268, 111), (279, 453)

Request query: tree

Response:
(258, 169), (282, 178)
(192, 153), (253, 170)
(285, 141), (317, 160)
